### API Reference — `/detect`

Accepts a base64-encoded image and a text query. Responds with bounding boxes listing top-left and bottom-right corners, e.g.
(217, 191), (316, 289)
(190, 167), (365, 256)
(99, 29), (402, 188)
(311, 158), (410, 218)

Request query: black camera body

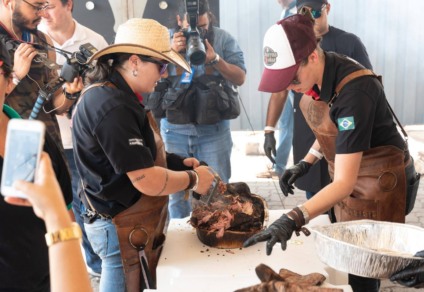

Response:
(183, 0), (206, 65)
(60, 43), (97, 82)
(29, 43), (97, 120)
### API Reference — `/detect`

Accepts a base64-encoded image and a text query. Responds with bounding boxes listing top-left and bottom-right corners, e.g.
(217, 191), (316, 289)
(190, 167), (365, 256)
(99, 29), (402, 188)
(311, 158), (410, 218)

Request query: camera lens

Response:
(187, 33), (206, 65)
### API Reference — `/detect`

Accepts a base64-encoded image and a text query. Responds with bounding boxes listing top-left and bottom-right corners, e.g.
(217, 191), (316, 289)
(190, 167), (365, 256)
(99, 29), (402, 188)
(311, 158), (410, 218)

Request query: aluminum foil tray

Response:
(312, 220), (424, 279)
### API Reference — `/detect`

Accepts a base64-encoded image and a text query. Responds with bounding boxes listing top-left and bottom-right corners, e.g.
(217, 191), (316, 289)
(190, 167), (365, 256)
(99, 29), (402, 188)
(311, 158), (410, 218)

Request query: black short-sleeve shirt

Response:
(320, 52), (405, 153)
(0, 107), (72, 291)
(72, 71), (156, 216)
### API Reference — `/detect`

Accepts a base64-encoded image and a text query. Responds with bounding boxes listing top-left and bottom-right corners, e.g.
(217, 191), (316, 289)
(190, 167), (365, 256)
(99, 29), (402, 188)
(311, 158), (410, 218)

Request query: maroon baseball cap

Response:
(296, 0), (328, 10)
(258, 14), (317, 93)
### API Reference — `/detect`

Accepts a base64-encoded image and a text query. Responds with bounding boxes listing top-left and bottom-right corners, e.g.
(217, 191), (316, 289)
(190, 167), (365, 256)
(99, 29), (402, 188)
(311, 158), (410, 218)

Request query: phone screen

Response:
(2, 129), (42, 187)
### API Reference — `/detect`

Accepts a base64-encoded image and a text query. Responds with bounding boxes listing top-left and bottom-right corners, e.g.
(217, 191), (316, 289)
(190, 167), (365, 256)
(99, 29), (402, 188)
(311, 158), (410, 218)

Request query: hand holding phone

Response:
(1, 119), (45, 198)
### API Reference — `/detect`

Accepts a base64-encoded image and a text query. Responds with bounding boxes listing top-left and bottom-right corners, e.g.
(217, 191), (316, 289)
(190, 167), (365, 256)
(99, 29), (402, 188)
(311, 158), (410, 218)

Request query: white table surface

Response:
(151, 210), (352, 292)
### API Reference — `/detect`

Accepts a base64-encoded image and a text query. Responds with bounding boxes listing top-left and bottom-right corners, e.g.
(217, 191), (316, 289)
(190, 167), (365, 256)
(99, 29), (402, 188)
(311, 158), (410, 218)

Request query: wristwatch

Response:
(63, 88), (81, 100)
(45, 222), (82, 247)
(208, 53), (220, 66)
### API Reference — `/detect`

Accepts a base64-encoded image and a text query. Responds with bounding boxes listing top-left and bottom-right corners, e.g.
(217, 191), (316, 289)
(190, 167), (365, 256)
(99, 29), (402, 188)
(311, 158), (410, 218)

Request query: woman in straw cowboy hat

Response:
(71, 18), (216, 292)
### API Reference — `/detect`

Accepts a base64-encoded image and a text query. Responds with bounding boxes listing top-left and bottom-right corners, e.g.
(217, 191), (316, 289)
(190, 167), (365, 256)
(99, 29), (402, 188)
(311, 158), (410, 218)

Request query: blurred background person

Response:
(160, 0), (246, 219)
(257, 0), (296, 180)
(0, 0), (83, 152)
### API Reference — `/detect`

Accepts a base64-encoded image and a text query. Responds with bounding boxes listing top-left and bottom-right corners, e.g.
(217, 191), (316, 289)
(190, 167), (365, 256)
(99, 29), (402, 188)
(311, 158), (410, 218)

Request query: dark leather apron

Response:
(79, 83), (169, 291)
(112, 112), (169, 291)
(298, 71), (407, 223)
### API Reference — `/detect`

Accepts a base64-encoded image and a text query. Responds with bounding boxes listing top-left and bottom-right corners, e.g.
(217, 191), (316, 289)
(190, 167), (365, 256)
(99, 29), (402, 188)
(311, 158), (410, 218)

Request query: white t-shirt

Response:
(38, 20), (108, 149)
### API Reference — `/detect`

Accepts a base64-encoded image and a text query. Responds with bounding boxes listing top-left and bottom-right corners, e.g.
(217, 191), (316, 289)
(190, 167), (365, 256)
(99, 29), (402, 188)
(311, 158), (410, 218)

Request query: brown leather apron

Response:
(78, 83), (169, 291)
(299, 71), (407, 223)
(112, 111), (169, 292)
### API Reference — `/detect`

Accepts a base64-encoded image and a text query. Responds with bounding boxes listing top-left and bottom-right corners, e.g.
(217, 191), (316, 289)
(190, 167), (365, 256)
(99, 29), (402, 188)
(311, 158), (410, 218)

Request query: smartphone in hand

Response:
(1, 119), (45, 198)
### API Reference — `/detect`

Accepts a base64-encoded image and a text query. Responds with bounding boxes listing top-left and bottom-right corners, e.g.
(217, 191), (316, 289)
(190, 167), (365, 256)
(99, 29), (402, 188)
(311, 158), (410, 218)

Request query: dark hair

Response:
(84, 53), (132, 85)
(0, 42), (12, 78)
(177, 0), (210, 18)
(175, 0), (216, 28)
(59, 0), (73, 12)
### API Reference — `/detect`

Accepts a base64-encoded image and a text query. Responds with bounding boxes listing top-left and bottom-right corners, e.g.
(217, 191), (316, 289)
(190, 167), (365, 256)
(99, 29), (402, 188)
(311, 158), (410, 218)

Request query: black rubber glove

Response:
(279, 160), (312, 196)
(263, 132), (276, 164)
(243, 214), (296, 255)
(390, 250), (424, 288)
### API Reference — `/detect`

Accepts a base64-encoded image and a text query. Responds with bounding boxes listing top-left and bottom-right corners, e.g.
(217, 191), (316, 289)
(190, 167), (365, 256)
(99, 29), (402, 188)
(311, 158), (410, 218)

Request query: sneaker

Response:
(256, 170), (280, 180)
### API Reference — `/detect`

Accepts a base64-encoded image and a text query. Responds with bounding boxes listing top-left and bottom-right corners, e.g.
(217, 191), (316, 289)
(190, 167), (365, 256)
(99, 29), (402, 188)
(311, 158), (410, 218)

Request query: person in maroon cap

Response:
(244, 13), (418, 292)
(262, 0), (373, 200)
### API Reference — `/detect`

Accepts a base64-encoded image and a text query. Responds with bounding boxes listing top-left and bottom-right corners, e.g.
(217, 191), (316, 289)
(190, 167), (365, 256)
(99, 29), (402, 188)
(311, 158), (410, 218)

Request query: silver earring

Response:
(132, 70), (138, 77)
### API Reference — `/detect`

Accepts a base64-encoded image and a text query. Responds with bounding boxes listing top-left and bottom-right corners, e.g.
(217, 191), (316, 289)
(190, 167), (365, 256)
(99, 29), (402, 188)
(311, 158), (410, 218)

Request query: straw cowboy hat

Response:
(88, 18), (191, 73)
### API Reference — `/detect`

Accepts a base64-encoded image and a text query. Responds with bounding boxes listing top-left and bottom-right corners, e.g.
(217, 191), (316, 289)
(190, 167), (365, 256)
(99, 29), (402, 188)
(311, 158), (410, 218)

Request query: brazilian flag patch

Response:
(337, 117), (355, 131)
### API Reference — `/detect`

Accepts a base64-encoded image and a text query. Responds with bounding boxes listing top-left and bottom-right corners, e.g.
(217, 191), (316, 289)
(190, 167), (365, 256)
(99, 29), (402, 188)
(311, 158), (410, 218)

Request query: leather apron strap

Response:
(112, 107), (169, 291)
(299, 70), (407, 223)
(76, 81), (169, 291)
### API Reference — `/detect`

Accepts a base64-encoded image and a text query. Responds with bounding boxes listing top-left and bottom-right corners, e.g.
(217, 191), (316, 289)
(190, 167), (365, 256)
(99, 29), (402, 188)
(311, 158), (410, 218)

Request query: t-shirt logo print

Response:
(264, 46), (278, 66)
(129, 138), (144, 146)
(337, 117), (355, 131)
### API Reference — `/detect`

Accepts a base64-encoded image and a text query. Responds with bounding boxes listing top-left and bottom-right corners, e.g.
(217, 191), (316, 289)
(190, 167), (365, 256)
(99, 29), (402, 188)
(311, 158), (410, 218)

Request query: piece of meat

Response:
(234, 280), (286, 292)
(278, 268), (302, 280)
(236, 265), (342, 292)
(256, 264), (285, 283)
(190, 183), (264, 238)
(279, 269), (326, 286)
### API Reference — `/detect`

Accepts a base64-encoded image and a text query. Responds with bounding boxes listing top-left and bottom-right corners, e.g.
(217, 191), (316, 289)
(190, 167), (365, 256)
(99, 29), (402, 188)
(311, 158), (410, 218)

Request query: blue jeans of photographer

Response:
(66, 149), (102, 275)
(274, 92), (294, 175)
(161, 119), (232, 219)
(84, 219), (125, 292)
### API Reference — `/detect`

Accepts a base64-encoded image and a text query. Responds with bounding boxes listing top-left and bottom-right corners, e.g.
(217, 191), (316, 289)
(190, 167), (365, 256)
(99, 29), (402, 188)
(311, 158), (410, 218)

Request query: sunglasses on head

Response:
(138, 56), (168, 75)
(299, 4), (327, 19)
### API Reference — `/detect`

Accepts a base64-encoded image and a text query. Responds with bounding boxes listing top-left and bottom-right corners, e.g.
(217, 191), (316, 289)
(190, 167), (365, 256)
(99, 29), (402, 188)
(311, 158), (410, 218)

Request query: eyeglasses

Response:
(22, 0), (52, 14)
(139, 56), (168, 75)
(299, 4), (327, 19)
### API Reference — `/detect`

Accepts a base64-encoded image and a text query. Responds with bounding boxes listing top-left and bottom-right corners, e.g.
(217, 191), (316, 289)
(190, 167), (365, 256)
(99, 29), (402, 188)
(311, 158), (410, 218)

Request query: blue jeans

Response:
(84, 219), (125, 292)
(161, 122), (232, 219)
(65, 149), (102, 274)
(306, 191), (316, 200)
(274, 93), (294, 175)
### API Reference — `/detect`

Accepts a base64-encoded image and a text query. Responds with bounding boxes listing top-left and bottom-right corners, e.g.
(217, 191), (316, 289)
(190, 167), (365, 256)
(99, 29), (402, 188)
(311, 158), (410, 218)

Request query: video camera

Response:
(29, 43), (97, 120)
(60, 43), (97, 82)
(182, 0), (206, 65)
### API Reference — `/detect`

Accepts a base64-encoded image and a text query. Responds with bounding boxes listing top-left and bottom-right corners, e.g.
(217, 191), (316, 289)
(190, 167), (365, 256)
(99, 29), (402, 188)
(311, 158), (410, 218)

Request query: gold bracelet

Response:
(45, 222), (82, 247)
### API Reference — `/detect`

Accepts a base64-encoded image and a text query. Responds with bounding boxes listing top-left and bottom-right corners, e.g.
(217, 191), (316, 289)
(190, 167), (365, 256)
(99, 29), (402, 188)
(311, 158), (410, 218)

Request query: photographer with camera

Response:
(38, 0), (108, 281)
(0, 0), (83, 149)
(159, 0), (246, 219)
